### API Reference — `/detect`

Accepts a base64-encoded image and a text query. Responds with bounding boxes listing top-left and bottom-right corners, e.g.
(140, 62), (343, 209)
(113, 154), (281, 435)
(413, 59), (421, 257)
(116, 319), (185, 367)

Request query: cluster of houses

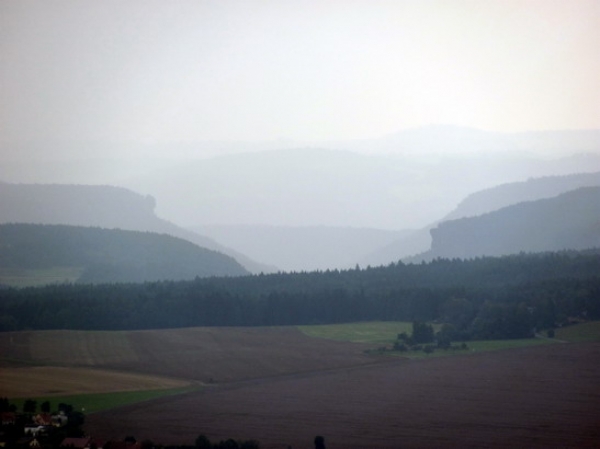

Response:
(1, 410), (147, 449)
(2, 410), (70, 448)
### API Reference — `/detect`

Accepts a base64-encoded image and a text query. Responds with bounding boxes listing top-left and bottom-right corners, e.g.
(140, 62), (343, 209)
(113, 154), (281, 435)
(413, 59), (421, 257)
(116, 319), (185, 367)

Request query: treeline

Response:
(1, 251), (599, 340)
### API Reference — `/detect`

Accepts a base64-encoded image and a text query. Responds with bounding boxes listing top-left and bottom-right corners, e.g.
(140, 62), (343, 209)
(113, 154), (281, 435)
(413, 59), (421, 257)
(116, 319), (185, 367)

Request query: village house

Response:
(0, 413), (16, 426)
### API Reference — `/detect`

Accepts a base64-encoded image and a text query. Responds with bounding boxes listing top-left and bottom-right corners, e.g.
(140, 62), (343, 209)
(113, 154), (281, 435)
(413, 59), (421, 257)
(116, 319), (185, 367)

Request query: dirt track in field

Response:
(85, 342), (600, 449)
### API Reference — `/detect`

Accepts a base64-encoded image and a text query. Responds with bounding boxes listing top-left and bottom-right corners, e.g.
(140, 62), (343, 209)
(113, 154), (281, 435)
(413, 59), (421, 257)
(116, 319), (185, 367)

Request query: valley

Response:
(3, 2), (600, 447)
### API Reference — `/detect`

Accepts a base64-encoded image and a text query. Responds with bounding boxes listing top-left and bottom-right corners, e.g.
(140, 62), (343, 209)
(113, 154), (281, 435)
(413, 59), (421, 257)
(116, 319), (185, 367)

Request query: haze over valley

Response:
(2, 0), (600, 274)
(2, 2), (600, 448)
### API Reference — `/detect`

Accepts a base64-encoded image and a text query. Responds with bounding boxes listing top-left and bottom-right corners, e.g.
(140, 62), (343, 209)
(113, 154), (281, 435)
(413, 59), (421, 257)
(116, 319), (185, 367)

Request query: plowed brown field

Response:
(85, 342), (600, 449)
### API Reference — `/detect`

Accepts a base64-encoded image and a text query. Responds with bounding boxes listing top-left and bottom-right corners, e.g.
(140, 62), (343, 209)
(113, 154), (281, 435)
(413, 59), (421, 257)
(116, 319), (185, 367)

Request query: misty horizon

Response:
(2, 3), (600, 447)
(2, 1), (599, 144)
(1, 0), (600, 268)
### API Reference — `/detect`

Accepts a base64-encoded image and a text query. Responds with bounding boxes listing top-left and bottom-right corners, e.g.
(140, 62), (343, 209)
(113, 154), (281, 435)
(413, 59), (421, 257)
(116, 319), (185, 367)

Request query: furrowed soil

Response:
(85, 342), (600, 449)
(0, 327), (376, 396)
(0, 327), (376, 380)
(3, 327), (600, 448)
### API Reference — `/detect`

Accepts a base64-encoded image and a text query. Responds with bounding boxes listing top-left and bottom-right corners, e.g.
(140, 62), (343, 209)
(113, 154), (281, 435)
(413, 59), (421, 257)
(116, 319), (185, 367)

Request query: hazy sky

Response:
(1, 0), (599, 148)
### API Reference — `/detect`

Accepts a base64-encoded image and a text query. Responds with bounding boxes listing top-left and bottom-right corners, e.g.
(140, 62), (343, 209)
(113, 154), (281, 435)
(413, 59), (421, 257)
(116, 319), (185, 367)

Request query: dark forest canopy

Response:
(1, 250), (599, 340)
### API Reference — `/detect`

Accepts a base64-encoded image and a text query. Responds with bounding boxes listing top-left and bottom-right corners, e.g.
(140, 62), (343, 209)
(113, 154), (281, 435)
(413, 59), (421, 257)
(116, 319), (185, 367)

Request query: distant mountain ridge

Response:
(0, 223), (248, 286)
(2, 128), (599, 234)
(2, 151), (599, 274)
(409, 186), (600, 262)
(362, 172), (600, 266)
(123, 144), (600, 231)
(193, 172), (600, 271)
(369, 126), (600, 156)
(0, 183), (274, 273)
(443, 171), (600, 221)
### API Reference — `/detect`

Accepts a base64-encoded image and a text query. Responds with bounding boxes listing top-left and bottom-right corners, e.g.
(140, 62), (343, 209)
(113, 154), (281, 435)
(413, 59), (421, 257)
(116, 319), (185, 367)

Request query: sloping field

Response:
(0, 326), (376, 387)
(85, 342), (600, 449)
(3, 323), (600, 448)
(0, 366), (189, 398)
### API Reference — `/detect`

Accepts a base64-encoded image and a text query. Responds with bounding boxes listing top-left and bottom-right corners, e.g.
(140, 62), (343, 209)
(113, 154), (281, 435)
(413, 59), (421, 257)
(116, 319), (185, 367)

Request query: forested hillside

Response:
(362, 172), (600, 267)
(420, 186), (600, 261)
(0, 183), (272, 273)
(1, 250), (598, 341)
(0, 223), (247, 285)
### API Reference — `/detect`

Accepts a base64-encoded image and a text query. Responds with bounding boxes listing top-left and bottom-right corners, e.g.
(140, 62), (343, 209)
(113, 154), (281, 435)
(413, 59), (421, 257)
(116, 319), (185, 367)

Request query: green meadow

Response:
(5, 321), (598, 414)
(10, 386), (198, 414)
(298, 321), (418, 344)
(296, 320), (600, 359)
(555, 320), (600, 342)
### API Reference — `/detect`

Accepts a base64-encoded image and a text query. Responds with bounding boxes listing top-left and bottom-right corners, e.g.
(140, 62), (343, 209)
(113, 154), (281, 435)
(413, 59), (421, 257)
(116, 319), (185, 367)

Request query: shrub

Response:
(195, 434), (211, 449)
(412, 321), (434, 344)
(393, 341), (408, 352)
(214, 439), (239, 449)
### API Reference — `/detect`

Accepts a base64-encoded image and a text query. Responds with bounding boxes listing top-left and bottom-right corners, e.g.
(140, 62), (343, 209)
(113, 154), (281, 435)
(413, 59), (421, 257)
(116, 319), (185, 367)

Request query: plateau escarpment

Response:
(426, 186), (600, 260)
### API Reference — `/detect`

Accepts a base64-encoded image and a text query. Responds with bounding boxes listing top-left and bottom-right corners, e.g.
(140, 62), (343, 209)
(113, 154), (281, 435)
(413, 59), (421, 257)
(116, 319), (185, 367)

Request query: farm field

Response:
(298, 321), (419, 343)
(8, 387), (196, 414)
(2, 322), (600, 448)
(84, 341), (600, 449)
(0, 326), (377, 384)
(0, 366), (191, 398)
(555, 320), (600, 342)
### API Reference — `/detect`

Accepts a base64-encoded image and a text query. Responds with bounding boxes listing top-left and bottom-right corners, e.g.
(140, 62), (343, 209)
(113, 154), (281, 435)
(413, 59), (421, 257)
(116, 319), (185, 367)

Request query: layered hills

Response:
(121, 142), (600, 231)
(413, 186), (600, 261)
(194, 172), (600, 270)
(1, 170), (598, 277)
(0, 223), (248, 286)
(0, 182), (272, 274)
(443, 171), (600, 221)
(363, 172), (600, 266)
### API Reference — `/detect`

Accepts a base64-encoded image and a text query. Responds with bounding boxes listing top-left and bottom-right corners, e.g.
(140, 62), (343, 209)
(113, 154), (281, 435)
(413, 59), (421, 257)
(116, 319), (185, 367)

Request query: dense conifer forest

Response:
(1, 250), (599, 340)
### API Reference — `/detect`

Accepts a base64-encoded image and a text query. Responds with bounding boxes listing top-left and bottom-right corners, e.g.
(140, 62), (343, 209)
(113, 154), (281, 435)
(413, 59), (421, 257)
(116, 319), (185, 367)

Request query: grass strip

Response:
(10, 386), (199, 414)
(298, 321), (416, 344)
(554, 321), (600, 342)
(298, 321), (565, 359)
